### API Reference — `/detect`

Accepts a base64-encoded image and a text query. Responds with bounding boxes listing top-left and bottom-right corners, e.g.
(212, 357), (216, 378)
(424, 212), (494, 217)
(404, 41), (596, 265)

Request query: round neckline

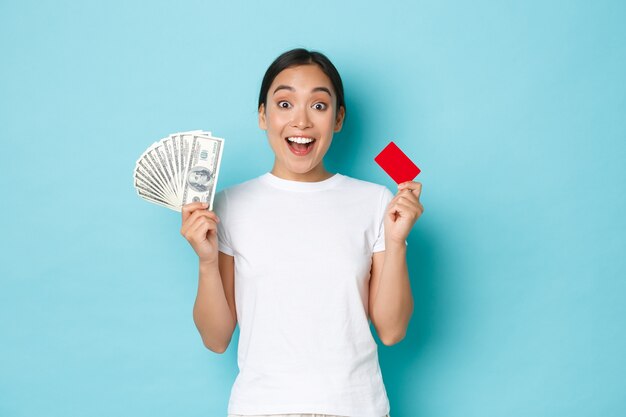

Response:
(259, 172), (345, 192)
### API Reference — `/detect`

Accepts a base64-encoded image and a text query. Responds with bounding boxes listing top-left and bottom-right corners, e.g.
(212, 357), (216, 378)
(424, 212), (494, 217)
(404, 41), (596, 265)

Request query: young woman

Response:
(180, 48), (424, 417)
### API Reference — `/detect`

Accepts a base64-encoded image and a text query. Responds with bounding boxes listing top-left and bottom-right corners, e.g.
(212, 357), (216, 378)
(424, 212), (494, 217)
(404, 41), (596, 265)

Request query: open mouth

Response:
(285, 136), (316, 156)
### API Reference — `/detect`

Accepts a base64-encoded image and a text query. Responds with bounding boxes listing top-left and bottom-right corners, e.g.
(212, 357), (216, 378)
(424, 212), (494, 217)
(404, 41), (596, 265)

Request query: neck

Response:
(270, 163), (334, 182)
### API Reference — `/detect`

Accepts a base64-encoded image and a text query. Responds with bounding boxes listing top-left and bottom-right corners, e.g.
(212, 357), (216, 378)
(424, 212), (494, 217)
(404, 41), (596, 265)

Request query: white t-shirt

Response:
(213, 172), (394, 417)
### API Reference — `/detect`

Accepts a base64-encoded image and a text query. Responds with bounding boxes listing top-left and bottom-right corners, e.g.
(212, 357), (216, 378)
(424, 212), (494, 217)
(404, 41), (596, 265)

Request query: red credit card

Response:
(374, 141), (421, 184)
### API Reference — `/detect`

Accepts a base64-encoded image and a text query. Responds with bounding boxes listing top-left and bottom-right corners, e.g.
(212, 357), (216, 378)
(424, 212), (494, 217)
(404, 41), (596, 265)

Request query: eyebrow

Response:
(272, 85), (333, 97)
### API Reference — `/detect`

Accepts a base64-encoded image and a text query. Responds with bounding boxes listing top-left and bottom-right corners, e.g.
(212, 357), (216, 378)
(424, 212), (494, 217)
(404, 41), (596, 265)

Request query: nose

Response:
(291, 106), (312, 129)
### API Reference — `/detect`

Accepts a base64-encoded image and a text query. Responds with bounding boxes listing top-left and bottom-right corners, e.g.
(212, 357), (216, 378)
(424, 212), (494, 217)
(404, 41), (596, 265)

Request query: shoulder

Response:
(213, 176), (265, 216)
(215, 176), (264, 200)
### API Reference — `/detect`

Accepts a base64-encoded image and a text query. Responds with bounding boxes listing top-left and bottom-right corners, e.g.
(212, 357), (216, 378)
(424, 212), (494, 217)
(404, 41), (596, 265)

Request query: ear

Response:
(258, 103), (267, 130)
(333, 106), (345, 132)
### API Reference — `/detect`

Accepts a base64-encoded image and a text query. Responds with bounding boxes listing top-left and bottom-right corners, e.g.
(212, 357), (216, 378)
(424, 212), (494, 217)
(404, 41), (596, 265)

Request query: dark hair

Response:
(258, 48), (346, 116)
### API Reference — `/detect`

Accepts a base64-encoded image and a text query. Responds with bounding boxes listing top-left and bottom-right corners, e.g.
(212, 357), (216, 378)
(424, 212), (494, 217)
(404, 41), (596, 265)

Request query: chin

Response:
(288, 166), (315, 176)
(283, 162), (320, 176)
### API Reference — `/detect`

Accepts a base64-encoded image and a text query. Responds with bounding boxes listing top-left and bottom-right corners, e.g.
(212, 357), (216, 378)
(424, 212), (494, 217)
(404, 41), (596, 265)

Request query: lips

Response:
(285, 136), (316, 156)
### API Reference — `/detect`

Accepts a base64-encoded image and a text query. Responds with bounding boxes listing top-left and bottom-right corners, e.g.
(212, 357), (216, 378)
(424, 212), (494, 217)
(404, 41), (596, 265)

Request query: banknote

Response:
(134, 130), (224, 211)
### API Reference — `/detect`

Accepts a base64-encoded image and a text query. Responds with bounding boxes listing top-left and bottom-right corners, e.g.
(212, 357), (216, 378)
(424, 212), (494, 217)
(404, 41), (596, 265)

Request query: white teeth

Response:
(287, 136), (315, 144)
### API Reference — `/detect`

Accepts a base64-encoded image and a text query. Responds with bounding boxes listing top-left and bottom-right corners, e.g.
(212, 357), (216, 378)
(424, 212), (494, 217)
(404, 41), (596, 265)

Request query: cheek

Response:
(267, 109), (289, 126)
(319, 116), (338, 135)
(318, 110), (337, 125)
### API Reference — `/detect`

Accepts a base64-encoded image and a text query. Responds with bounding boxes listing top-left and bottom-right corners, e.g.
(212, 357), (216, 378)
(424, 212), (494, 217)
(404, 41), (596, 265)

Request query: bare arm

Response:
(369, 246), (413, 346)
(192, 252), (237, 353)
(369, 182), (424, 346)
(181, 202), (237, 354)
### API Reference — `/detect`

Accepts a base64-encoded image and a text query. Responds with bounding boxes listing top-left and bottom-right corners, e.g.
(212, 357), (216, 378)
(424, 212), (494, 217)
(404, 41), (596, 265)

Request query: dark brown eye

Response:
(313, 102), (327, 110)
(278, 101), (291, 109)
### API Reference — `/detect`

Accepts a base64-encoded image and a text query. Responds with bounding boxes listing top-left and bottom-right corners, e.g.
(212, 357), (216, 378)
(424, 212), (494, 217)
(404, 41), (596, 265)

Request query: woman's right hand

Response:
(180, 202), (220, 266)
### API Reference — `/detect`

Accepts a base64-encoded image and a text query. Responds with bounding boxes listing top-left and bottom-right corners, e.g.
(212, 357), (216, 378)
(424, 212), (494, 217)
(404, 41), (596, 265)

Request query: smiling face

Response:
(259, 64), (345, 182)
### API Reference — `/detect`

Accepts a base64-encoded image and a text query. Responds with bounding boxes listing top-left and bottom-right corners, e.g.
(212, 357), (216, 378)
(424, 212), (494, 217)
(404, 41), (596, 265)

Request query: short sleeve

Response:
(372, 187), (395, 253)
(212, 190), (234, 256)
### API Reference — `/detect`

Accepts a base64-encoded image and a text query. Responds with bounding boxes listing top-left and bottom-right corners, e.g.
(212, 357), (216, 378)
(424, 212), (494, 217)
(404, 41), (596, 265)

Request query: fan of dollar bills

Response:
(133, 130), (224, 212)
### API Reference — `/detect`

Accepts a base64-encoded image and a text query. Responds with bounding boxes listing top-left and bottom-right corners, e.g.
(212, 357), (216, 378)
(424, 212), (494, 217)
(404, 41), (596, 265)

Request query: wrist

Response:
(385, 238), (407, 253)
(199, 259), (219, 276)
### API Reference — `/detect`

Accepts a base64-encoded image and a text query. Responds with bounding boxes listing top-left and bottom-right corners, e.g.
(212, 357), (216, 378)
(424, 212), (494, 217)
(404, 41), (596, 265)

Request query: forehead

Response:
(270, 64), (334, 92)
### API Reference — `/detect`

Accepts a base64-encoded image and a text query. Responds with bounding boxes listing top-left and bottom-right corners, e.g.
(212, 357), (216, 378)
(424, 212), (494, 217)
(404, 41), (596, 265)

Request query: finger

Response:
(398, 181), (422, 197)
(388, 201), (422, 220)
(181, 210), (203, 236)
(181, 210), (219, 236)
(389, 201), (413, 215)
(388, 190), (420, 212)
(198, 210), (220, 223)
(182, 202), (208, 222)
(391, 187), (413, 200)
(387, 199), (412, 215)
(387, 202), (410, 222)
(186, 216), (217, 243)
(402, 201), (424, 217)
(184, 208), (219, 226)
(413, 183), (423, 200)
(181, 211), (218, 237)
(397, 189), (420, 205)
(186, 221), (211, 247)
(397, 180), (417, 189)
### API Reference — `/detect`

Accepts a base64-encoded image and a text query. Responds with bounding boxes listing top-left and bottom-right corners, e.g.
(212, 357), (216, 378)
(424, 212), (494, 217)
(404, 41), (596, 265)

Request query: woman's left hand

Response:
(384, 181), (424, 245)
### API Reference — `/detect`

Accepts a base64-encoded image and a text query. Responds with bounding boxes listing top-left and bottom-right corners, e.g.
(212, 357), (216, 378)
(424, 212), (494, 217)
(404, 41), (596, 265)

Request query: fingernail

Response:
(202, 202), (208, 208)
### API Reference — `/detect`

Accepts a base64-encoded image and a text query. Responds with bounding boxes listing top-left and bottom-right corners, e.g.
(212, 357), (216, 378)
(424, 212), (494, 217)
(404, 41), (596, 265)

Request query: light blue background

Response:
(1, 1), (625, 416)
